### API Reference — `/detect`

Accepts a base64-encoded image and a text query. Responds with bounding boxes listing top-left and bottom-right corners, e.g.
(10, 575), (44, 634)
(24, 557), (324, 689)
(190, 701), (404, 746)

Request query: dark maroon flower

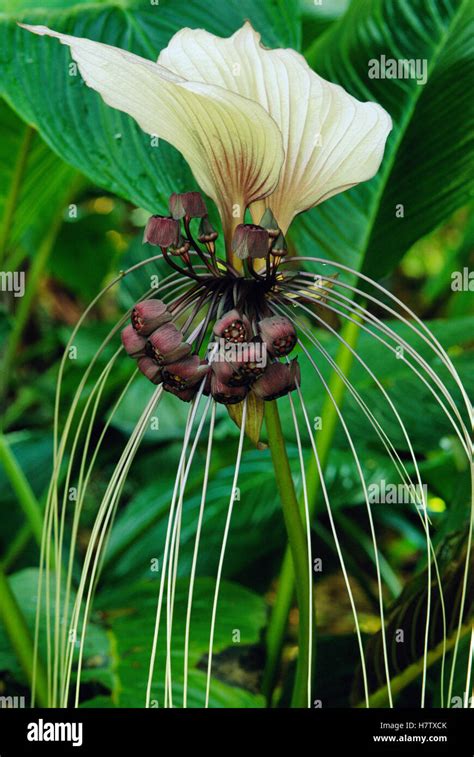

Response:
(213, 309), (251, 344)
(163, 383), (199, 402)
(143, 215), (180, 248)
(121, 325), (146, 358)
(137, 357), (163, 384)
(169, 192), (207, 219)
(252, 359), (300, 401)
(231, 359), (265, 383)
(210, 373), (249, 405)
(162, 355), (209, 390)
(258, 316), (297, 357)
(211, 359), (249, 387)
(231, 224), (269, 260)
(146, 323), (190, 365)
(131, 299), (172, 336)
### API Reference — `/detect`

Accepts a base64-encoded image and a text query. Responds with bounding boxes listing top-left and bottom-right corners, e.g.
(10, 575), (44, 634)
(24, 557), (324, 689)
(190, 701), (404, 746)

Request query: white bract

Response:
(22, 22), (392, 244)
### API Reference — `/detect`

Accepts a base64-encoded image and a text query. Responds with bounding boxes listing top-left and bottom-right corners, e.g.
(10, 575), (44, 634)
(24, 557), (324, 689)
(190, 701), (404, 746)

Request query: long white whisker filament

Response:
(165, 392), (212, 708)
(205, 398), (247, 708)
(465, 627), (474, 708)
(288, 341), (393, 707)
(285, 277), (471, 456)
(294, 382), (370, 707)
(59, 366), (139, 705)
(183, 402), (216, 708)
(280, 270), (472, 702)
(58, 349), (120, 701)
(274, 296), (439, 706)
(67, 385), (164, 706)
(33, 271), (190, 704)
(146, 390), (206, 707)
(283, 257), (473, 429)
(287, 392), (313, 708)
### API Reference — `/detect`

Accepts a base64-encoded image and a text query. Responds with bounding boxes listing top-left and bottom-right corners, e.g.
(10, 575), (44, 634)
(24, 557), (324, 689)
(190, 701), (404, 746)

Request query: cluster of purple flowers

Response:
(121, 300), (300, 404)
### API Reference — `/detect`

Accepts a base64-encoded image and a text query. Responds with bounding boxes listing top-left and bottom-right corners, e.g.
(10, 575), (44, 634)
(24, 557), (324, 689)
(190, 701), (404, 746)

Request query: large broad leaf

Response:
(0, 0), (300, 216)
(0, 569), (111, 687)
(290, 0), (474, 277)
(0, 98), (79, 261)
(0, 569), (266, 707)
(93, 578), (266, 707)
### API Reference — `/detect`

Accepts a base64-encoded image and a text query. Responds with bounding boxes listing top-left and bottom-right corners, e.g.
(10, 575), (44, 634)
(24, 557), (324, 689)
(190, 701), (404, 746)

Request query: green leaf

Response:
(0, 568), (110, 687)
(0, 98), (79, 264)
(291, 0), (474, 277)
(0, 431), (52, 555)
(284, 314), (474, 453)
(94, 578), (266, 707)
(102, 446), (287, 583)
(109, 380), (193, 442)
(0, 0), (300, 215)
(300, 0), (349, 50)
(3, 1), (110, 10)
(48, 201), (125, 300)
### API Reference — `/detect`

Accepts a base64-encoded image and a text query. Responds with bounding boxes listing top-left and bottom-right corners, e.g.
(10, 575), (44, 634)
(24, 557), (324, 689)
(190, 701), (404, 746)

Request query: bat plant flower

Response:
(21, 20), (392, 409)
(23, 22), (472, 713)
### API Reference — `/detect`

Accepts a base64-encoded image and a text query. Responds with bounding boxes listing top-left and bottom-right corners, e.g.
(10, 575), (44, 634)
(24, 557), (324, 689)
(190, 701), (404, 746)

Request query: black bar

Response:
(0, 707), (472, 755)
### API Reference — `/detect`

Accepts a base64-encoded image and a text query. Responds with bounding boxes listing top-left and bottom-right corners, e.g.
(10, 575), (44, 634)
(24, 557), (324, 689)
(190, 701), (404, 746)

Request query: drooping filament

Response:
(33, 245), (473, 710)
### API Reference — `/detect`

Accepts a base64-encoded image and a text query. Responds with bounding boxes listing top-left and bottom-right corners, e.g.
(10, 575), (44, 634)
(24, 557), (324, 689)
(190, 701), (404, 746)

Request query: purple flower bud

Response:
(169, 192), (207, 219)
(162, 355), (209, 390)
(259, 208), (280, 239)
(163, 383), (198, 403)
(213, 309), (251, 344)
(131, 299), (172, 336)
(121, 325), (146, 358)
(137, 357), (163, 385)
(146, 323), (190, 365)
(211, 373), (249, 405)
(258, 316), (297, 357)
(197, 216), (218, 244)
(252, 359), (300, 401)
(143, 215), (180, 248)
(211, 360), (249, 387)
(231, 224), (269, 260)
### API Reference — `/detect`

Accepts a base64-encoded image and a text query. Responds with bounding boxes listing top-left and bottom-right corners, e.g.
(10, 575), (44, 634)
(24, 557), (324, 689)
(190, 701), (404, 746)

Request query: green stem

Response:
(0, 173), (83, 406)
(0, 221), (59, 405)
(0, 125), (35, 267)
(0, 565), (49, 706)
(265, 400), (311, 708)
(0, 434), (44, 548)
(263, 317), (361, 702)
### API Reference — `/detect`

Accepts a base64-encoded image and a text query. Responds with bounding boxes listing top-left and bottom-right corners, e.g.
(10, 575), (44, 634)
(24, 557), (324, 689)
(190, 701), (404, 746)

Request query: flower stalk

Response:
(263, 316), (361, 703)
(264, 399), (312, 708)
